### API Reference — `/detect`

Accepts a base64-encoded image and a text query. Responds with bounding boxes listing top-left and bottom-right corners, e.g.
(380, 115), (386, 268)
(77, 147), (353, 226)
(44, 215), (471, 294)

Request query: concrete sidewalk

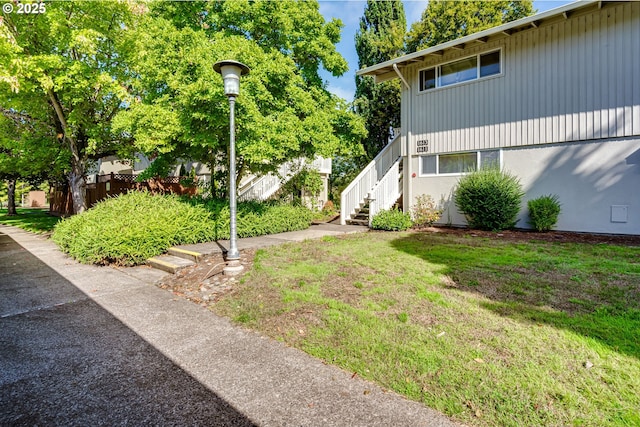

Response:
(175, 222), (368, 256)
(0, 225), (460, 427)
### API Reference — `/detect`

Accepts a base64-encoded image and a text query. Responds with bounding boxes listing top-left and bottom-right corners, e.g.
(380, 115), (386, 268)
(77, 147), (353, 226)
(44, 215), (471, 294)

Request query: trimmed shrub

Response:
(53, 192), (313, 266)
(187, 197), (312, 240)
(371, 208), (413, 231)
(454, 167), (524, 231)
(52, 191), (216, 266)
(411, 194), (443, 227)
(528, 194), (561, 232)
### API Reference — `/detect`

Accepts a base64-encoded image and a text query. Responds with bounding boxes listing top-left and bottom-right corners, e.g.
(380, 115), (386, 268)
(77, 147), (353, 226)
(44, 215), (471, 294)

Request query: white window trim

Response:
(418, 48), (503, 93)
(419, 149), (502, 177)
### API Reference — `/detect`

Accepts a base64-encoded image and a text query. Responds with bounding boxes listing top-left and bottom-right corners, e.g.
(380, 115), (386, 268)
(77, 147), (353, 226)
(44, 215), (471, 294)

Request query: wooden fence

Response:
(50, 173), (197, 216)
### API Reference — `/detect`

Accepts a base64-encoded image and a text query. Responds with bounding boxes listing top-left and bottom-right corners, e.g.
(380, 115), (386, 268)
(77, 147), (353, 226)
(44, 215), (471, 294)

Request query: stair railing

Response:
(238, 160), (298, 202)
(340, 130), (402, 225)
(367, 158), (402, 227)
(239, 157), (329, 202)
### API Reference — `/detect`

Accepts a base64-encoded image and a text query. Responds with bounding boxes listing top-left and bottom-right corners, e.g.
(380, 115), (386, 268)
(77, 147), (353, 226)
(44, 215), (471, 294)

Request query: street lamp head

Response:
(213, 60), (250, 97)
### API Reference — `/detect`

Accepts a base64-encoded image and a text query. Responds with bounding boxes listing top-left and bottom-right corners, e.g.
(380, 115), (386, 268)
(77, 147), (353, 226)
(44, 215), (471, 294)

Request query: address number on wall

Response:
(416, 139), (429, 153)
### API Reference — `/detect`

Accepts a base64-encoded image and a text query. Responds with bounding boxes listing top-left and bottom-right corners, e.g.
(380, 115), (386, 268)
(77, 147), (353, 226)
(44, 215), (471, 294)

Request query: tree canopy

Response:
(354, 0), (405, 161)
(405, 0), (534, 53)
(0, 91), (66, 214)
(114, 1), (365, 194)
(0, 0), (366, 211)
(0, 1), (139, 213)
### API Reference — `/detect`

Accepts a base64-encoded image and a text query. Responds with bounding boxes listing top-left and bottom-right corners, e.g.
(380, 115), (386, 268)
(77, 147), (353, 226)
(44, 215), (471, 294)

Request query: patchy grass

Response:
(0, 208), (60, 234)
(213, 231), (640, 427)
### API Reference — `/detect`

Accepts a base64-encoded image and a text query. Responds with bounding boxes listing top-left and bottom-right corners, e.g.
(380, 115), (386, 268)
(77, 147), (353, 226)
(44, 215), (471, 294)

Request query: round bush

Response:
(52, 192), (216, 266)
(371, 208), (413, 231)
(528, 194), (561, 232)
(454, 167), (524, 231)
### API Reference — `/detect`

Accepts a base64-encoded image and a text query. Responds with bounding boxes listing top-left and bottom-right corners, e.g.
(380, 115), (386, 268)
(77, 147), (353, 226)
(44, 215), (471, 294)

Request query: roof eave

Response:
(357, 0), (602, 79)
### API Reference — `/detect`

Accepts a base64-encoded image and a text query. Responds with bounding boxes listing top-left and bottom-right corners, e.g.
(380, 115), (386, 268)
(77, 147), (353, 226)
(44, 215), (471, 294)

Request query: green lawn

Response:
(213, 231), (640, 427)
(0, 208), (60, 234)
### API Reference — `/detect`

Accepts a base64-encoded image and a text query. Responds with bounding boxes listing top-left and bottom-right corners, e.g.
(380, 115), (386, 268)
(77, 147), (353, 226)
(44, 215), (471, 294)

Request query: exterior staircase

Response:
(341, 129), (403, 226)
(347, 203), (370, 226)
(146, 247), (203, 274)
(238, 157), (331, 202)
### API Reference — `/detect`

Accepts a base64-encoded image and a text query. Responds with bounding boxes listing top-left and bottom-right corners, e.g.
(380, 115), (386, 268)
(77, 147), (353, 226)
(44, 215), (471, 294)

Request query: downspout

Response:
(393, 64), (412, 215)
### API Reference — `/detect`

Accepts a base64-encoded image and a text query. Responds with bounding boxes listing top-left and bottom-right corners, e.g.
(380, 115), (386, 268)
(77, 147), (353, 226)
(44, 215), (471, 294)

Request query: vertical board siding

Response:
(635, 1), (640, 136)
(409, 2), (640, 154)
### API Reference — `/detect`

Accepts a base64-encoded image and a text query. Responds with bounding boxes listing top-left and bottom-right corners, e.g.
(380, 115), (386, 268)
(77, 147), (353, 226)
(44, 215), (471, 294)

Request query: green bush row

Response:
(52, 191), (216, 265)
(453, 167), (562, 232)
(53, 192), (312, 265)
(371, 169), (562, 233)
(186, 197), (312, 239)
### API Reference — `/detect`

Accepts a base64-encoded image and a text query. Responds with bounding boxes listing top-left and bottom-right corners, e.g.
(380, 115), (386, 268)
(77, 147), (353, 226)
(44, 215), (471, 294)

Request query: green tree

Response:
(0, 1), (139, 213)
(152, 0), (348, 87)
(114, 1), (365, 194)
(405, 0), (534, 53)
(354, 0), (406, 162)
(0, 101), (66, 215)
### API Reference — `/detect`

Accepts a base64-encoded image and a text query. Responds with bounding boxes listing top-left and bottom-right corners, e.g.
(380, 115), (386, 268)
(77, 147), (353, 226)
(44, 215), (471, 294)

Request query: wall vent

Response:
(611, 205), (628, 223)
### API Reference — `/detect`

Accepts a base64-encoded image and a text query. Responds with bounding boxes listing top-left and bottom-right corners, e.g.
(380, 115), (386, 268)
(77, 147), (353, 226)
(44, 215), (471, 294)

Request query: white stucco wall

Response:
(409, 137), (640, 234)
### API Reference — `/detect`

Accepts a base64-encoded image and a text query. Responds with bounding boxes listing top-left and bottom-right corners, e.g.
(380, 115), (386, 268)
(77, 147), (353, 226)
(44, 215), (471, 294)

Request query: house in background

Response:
(343, 0), (640, 235)
(93, 154), (332, 207)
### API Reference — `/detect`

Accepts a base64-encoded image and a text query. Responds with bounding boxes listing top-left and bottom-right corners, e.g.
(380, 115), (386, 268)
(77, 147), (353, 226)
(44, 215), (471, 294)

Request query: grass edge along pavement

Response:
(0, 208), (60, 234)
(211, 230), (640, 427)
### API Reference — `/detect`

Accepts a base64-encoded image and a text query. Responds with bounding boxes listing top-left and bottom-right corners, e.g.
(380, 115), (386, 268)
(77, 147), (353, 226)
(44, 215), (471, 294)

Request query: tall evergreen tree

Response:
(354, 0), (406, 162)
(406, 0), (534, 53)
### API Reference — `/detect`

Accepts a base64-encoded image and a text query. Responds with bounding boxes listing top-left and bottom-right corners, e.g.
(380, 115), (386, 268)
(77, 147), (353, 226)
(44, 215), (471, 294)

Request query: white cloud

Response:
(326, 82), (356, 102)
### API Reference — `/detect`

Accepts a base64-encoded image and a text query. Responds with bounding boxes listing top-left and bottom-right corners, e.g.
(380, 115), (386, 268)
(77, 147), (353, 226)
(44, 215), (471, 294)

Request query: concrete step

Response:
(167, 247), (203, 263)
(346, 218), (369, 226)
(146, 254), (196, 274)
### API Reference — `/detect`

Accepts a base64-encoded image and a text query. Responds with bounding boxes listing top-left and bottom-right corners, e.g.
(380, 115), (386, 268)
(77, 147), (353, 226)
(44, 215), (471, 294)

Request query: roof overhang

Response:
(357, 0), (609, 83)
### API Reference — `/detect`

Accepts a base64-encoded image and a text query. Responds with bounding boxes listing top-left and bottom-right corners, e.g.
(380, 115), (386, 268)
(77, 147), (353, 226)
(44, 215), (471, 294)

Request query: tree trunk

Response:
(47, 87), (87, 214)
(6, 179), (17, 216)
(68, 163), (86, 214)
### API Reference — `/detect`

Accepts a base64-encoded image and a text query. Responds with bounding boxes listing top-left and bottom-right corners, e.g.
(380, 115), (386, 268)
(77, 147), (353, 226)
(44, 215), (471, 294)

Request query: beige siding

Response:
(409, 137), (640, 234)
(407, 2), (640, 155)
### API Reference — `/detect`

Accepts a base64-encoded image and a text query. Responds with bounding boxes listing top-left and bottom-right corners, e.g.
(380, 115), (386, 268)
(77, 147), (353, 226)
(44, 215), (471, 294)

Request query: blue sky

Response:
(318, 0), (573, 101)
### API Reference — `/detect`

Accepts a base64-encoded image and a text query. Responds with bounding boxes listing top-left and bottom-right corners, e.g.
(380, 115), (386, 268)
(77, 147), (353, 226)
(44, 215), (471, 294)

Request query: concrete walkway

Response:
(0, 224), (461, 427)
(175, 222), (367, 256)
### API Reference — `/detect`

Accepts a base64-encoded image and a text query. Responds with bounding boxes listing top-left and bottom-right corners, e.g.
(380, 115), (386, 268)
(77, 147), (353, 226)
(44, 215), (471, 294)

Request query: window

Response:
(439, 57), (477, 87)
(419, 50), (501, 92)
(479, 50), (500, 77)
(420, 68), (436, 91)
(439, 153), (477, 174)
(420, 150), (500, 175)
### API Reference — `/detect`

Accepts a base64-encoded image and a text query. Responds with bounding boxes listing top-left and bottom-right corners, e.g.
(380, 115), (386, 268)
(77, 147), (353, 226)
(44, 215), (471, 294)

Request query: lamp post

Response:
(213, 60), (250, 275)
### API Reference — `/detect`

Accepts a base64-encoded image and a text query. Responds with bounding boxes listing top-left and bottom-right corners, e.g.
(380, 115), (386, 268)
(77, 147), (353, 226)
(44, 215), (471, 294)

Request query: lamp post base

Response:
(223, 258), (244, 276)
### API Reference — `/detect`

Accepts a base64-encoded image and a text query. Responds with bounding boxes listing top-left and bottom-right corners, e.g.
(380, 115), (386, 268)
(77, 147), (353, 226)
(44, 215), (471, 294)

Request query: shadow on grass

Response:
(390, 232), (640, 360)
(0, 208), (60, 233)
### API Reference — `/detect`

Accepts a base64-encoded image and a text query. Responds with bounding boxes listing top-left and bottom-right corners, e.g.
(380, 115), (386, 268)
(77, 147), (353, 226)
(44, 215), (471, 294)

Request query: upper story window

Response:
(419, 49), (501, 92)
